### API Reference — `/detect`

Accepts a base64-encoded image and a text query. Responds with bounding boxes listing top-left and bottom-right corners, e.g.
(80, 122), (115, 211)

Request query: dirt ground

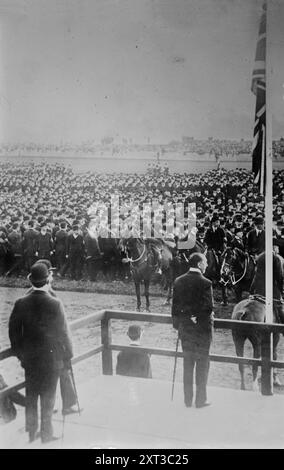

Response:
(1, 282), (284, 395)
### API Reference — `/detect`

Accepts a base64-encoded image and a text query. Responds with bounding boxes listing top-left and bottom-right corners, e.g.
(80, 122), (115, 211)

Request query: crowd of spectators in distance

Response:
(0, 138), (268, 158)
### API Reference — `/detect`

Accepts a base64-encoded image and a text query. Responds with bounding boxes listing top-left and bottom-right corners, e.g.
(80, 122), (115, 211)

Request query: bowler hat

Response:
(28, 263), (49, 285)
(254, 215), (264, 224)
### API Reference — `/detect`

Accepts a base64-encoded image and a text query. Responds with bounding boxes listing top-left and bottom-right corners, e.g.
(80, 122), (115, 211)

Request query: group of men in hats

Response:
(0, 162), (284, 279)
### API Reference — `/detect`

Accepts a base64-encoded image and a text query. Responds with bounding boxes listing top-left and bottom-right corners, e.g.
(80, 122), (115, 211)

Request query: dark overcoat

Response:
(9, 290), (73, 372)
(172, 270), (214, 350)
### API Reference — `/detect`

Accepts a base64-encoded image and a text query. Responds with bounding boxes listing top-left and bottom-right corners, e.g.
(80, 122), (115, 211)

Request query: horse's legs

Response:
(232, 332), (246, 390)
(273, 332), (281, 386)
(135, 280), (141, 312)
(163, 268), (172, 305)
(144, 279), (150, 312)
(250, 334), (261, 392)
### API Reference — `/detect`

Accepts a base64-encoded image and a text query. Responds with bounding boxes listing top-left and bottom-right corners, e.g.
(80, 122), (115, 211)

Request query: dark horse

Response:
(220, 247), (255, 303)
(204, 248), (220, 285)
(98, 236), (126, 280)
(121, 237), (173, 311)
(232, 296), (284, 391)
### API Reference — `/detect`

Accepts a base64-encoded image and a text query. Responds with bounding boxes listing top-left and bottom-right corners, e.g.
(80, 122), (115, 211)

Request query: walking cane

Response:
(61, 364), (80, 446)
(70, 364), (81, 416)
(171, 334), (180, 401)
(61, 412), (66, 445)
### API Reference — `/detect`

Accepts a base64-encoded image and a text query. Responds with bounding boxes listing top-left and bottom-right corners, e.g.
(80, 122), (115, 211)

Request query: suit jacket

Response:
(22, 228), (38, 256)
(9, 290), (73, 372)
(34, 232), (53, 255)
(204, 227), (226, 252)
(7, 230), (23, 255)
(116, 347), (152, 379)
(246, 229), (265, 256)
(172, 270), (214, 342)
(67, 233), (85, 257)
(54, 229), (68, 255)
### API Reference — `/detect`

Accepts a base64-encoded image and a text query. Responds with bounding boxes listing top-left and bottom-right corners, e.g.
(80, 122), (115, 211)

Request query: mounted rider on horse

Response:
(203, 214), (227, 266)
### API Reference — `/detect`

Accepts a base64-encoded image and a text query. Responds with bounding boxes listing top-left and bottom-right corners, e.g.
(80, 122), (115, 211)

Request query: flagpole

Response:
(265, 0), (273, 324)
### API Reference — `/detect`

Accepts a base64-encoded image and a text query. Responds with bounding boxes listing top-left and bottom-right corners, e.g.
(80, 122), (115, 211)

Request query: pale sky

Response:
(0, 0), (283, 144)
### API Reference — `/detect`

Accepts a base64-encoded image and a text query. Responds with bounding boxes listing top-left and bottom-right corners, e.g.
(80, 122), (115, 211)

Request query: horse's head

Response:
(220, 247), (248, 287)
(120, 237), (144, 262)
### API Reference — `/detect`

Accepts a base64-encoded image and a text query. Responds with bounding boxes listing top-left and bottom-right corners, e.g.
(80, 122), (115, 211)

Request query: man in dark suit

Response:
(246, 215), (265, 257)
(67, 225), (85, 280)
(7, 222), (23, 275)
(22, 220), (38, 271)
(9, 263), (73, 443)
(34, 223), (54, 261)
(116, 324), (152, 379)
(26, 259), (78, 416)
(171, 252), (214, 408)
(84, 227), (103, 281)
(54, 222), (69, 275)
(204, 215), (227, 254)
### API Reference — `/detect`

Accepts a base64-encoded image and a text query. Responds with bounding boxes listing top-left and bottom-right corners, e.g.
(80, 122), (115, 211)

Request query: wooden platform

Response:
(1, 375), (284, 449)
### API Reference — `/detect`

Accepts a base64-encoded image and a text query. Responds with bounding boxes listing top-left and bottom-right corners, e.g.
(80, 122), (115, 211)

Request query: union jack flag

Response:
(251, 2), (266, 195)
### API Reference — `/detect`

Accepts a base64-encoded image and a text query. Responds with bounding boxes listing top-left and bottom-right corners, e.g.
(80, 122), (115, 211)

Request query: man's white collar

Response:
(189, 267), (202, 273)
(32, 284), (50, 292)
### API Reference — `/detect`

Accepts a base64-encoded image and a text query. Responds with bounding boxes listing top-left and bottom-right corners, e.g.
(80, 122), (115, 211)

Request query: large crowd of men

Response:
(0, 161), (284, 279)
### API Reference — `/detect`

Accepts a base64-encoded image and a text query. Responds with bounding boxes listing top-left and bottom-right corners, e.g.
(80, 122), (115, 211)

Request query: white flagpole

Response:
(265, 0), (273, 324)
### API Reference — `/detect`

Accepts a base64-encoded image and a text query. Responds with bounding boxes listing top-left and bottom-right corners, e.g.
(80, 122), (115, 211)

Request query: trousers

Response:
(181, 328), (211, 407)
(25, 365), (59, 441)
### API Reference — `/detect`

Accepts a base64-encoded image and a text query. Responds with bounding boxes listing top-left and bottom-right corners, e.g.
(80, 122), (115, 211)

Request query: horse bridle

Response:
(230, 256), (248, 286)
(124, 240), (147, 264)
(220, 251), (231, 286)
(220, 249), (249, 287)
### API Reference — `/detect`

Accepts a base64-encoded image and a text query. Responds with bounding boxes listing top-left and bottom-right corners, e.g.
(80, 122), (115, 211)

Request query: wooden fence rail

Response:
(1, 310), (284, 399)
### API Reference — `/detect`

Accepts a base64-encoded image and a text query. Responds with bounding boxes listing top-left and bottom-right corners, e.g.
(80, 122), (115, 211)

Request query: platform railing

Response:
(1, 309), (284, 400)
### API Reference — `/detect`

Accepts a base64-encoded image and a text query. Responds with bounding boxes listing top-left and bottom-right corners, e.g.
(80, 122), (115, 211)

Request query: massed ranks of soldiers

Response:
(0, 161), (284, 279)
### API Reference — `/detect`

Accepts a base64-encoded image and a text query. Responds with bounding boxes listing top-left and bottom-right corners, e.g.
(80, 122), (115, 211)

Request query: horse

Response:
(204, 248), (220, 285)
(231, 296), (284, 391)
(98, 236), (127, 280)
(120, 237), (173, 311)
(220, 247), (255, 303)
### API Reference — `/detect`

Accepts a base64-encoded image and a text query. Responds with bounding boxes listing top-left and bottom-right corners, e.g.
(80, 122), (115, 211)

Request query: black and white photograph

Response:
(0, 0), (284, 451)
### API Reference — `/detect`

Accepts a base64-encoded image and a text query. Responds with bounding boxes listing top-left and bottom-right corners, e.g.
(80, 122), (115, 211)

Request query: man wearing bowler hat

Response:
(246, 215), (265, 257)
(9, 262), (73, 443)
(25, 259), (78, 416)
(204, 215), (227, 255)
